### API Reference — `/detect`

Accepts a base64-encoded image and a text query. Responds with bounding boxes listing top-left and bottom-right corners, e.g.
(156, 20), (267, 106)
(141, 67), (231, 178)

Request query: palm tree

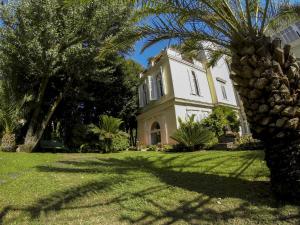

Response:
(0, 81), (30, 151)
(88, 115), (128, 153)
(135, 0), (300, 201)
(171, 115), (216, 151)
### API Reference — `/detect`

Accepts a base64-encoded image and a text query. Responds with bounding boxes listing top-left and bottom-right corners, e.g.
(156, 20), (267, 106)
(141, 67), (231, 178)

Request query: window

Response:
(156, 73), (164, 98)
(186, 110), (209, 122)
(221, 83), (228, 100)
(150, 122), (161, 145)
(295, 22), (300, 36)
(142, 83), (149, 105)
(191, 71), (201, 96)
(281, 26), (299, 43)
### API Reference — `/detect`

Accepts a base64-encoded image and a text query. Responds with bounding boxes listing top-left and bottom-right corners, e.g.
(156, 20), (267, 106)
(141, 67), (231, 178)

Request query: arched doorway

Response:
(150, 122), (161, 145)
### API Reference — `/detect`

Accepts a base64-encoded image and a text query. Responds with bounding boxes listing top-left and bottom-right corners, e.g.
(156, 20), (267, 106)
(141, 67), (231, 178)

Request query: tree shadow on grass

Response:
(0, 153), (299, 224)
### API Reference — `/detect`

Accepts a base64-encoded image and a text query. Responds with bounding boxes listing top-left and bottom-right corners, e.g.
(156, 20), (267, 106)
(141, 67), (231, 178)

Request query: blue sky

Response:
(128, 39), (174, 68)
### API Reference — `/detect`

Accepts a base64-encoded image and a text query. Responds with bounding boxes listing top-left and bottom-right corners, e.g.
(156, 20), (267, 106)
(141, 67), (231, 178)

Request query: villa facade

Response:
(272, 20), (300, 58)
(137, 48), (249, 146)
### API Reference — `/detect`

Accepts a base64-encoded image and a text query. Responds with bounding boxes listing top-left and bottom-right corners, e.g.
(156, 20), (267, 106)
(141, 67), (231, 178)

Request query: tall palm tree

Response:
(135, 0), (300, 201)
(0, 80), (30, 151)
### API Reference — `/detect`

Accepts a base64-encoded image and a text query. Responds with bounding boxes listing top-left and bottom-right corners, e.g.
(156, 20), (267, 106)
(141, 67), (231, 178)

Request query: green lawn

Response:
(0, 151), (299, 225)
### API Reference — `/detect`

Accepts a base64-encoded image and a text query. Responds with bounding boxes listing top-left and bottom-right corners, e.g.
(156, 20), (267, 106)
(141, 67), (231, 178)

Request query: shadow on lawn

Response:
(0, 153), (299, 224)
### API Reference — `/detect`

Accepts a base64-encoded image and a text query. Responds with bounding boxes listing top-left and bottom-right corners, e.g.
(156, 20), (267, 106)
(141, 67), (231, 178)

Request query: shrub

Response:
(201, 106), (239, 137)
(236, 135), (265, 150)
(146, 145), (158, 151)
(160, 144), (173, 151)
(88, 115), (128, 153)
(111, 135), (130, 152)
(80, 143), (103, 153)
(171, 115), (216, 151)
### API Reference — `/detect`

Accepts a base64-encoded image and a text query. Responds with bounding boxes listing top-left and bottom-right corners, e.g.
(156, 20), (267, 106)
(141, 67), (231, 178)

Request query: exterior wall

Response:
(293, 43), (300, 58)
(272, 20), (300, 58)
(168, 57), (213, 104)
(210, 57), (238, 106)
(137, 103), (177, 146)
(137, 48), (249, 146)
(138, 55), (174, 109)
(174, 104), (212, 128)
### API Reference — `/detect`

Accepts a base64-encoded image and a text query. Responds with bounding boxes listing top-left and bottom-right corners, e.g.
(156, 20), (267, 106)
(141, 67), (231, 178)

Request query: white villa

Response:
(136, 19), (300, 146)
(272, 20), (300, 58)
(137, 48), (249, 146)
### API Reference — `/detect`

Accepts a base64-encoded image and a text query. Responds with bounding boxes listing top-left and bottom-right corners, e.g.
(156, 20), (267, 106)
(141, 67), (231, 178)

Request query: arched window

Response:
(150, 122), (161, 145)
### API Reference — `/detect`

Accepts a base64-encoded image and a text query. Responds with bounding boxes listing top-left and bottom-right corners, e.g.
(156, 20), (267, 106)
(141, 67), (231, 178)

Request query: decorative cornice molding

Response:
(167, 54), (206, 72)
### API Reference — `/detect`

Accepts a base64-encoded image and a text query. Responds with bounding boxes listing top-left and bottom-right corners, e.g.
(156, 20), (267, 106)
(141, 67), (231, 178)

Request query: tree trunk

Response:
(18, 93), (63, 152)
(1, 132), (16, 152)
(230, 36), (300, 202)
(265, 139), (300, 203)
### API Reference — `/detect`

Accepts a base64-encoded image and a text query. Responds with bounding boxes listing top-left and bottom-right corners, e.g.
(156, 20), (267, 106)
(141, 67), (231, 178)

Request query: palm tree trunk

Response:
(230, 36), (300, 201)
(1, 132), (16, 152)
(265, 139), (300, 202)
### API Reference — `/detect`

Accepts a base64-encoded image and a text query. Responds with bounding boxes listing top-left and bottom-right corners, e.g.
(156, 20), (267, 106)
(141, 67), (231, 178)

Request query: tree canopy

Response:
(0, 0), (140, 151)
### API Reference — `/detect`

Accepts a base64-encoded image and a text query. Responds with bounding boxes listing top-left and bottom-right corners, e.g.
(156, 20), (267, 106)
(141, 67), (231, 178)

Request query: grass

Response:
(0, 150), (299, 225)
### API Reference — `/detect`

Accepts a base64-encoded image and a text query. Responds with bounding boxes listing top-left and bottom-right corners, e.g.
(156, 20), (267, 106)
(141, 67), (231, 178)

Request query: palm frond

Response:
(171, 115), (215, 149)
(265, 2), (300, 32)
(0, 80), (30, 133)
(135, 0), (298, 58)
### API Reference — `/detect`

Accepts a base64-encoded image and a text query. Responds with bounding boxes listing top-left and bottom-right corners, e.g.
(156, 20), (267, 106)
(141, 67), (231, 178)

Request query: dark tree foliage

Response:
(45, 56), (143, 149)
(0, 0), (138, 152)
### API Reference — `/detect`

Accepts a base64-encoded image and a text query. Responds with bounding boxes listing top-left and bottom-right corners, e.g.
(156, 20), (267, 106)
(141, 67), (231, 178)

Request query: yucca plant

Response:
(171, 115), (216, 151)
(88, 115), (128, 153)
(135, 0), (300, 201)
(0, 81), (30, 152)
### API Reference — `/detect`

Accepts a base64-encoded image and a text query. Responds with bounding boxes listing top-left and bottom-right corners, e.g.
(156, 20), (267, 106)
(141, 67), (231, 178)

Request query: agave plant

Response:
(135, 0), (300, 201)
(0, 80), (30, 152)
(88, 115), (128, 153)
(171, 115), (216, 151)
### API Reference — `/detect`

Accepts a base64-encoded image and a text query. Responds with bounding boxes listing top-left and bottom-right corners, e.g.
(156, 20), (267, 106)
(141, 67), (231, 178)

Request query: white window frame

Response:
(220, 83), (228, 100)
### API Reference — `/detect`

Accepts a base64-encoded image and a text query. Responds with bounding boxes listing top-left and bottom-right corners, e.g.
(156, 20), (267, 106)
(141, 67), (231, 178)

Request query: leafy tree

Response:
(88, 115), (128, 153)
(135, 0), (300, 201)
(201, 106), (240, 137)
(118, 59), (144, 146)
(171, 115), (216, 151)
(0, 80), (30, 151)
(50, 56), (142, 149)
(0, 0), (137, 152)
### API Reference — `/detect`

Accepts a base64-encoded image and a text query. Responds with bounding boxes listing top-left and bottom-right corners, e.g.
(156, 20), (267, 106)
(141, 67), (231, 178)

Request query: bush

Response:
(88, 115), (128, 153)
(80, 143), (103, 153)
(236, 135), (265, 150)
(160, 144), (173, 151)
(145, 145), (159, 151)
(201, 106), (239, 137)
(171, 115), (216, 151)
(111, 135), (130, 152)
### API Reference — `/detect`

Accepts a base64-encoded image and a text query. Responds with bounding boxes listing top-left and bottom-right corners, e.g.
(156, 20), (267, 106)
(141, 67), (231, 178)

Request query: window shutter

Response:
(187, 69), (196, 95)
(138, 85), (144, 107)
(160, 66), (165, 95)
(193, 71), (201, 96)
(148, 76), (157, 101)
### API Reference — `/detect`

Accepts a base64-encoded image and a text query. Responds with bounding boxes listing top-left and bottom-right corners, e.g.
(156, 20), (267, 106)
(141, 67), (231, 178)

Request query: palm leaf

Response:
(171, 115), (215, 149)
(134, 0), (299, 58)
